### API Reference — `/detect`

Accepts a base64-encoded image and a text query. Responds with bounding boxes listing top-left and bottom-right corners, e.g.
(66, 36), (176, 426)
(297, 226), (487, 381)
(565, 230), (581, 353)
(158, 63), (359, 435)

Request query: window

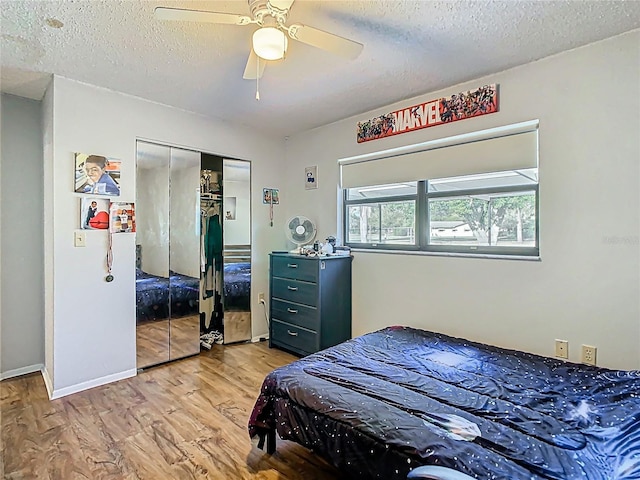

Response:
(340, 121), (539, 258)
(346, 183), (417, 246)
(344, 169), (539, 257)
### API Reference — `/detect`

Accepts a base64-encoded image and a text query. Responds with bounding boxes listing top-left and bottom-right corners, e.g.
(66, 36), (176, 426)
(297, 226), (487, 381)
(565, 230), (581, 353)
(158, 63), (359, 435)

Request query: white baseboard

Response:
(251, 334), (269, 343)
(49, 368), (137, 399)
(42, 367), (54, 399)
(0, 363), (44, 381)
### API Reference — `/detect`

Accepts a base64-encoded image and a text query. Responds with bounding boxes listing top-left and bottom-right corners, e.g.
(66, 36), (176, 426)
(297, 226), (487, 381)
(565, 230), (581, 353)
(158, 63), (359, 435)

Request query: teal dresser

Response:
(269, 253), (352, 356)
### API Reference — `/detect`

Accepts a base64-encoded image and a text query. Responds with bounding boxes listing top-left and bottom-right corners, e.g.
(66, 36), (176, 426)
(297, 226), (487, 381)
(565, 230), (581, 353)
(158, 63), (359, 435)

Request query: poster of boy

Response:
(75, 153), (121, 196)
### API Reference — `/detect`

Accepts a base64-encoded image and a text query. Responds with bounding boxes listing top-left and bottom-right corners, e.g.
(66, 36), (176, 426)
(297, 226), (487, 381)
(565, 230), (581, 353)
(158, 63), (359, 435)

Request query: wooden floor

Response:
(1, 342), (346, 480)
(136, 315), (201, 369)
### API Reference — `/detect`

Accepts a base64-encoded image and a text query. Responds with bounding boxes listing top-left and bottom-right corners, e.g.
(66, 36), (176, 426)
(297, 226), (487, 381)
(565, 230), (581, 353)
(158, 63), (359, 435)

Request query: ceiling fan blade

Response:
(268, 0), (295, 12)
(154, 7), (252, 26)
(243, 50), (267, 80)
(288, 23), (363, 60)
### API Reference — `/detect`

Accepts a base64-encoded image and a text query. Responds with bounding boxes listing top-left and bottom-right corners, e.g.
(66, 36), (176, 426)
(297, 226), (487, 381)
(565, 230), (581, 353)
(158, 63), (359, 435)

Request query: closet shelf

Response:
(201, 193), (222, 201)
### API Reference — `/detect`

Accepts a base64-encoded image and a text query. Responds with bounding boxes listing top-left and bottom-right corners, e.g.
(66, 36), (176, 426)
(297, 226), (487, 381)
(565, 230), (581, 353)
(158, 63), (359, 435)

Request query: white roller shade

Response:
(340, 122), (538, 189)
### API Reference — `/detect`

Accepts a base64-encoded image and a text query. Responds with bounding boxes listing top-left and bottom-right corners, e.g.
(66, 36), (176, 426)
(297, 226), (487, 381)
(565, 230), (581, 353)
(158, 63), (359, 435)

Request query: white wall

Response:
(137, 160), (170, 277)
(43, 81), (54, 392)
(169, 154), (200, 278)
(223, 179), (251, 246)
(283, 31), (640, 370)
(0, 94), (45, 379)
(46, 76), (285, 397)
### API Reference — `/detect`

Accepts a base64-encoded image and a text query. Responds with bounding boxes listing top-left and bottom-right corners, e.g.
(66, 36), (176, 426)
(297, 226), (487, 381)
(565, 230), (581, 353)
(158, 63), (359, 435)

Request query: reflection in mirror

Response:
(135, 141), (170, 368)
(169, 147), (201, 359)
(199, 158), (224, 344)
(222, 159), (252, 344)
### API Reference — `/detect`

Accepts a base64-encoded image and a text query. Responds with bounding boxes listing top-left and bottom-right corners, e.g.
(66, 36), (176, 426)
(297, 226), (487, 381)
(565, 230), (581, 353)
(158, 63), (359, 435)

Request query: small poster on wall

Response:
(262, 188), (279, 204)
(80, 197), (110, 229)
(74, 153), (121, 196)
(109, 202), (136, 233)
(305, 165), (318, 190)
(224, 197), (237, 220)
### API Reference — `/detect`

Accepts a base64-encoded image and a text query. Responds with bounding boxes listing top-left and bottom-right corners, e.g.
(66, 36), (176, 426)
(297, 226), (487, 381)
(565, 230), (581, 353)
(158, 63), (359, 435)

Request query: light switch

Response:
(74, 231), (86, 247)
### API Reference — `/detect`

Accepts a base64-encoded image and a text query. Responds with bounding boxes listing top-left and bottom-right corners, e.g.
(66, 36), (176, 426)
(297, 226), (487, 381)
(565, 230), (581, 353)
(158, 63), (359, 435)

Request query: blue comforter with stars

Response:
(248, 326), (640, 479)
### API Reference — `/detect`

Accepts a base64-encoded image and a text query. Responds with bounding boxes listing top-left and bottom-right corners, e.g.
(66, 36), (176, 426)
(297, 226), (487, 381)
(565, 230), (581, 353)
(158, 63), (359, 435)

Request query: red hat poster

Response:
(81, 197), (109, 230)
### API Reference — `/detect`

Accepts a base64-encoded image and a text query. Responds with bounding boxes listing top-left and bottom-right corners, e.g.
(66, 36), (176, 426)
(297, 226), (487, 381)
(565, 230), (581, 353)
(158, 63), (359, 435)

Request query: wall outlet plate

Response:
(582, 345), (597, 366)
(258, 292), (265, 302)
(555, 339), (569, 359)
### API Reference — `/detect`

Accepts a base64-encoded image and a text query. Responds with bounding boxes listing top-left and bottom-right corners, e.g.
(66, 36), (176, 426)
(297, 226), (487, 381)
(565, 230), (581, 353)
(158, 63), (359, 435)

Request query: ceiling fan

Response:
(155, 0), (364, 80)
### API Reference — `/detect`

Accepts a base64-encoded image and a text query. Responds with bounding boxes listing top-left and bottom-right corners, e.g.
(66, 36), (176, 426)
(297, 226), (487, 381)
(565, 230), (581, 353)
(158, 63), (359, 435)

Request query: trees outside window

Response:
(344, 170), (538, 257)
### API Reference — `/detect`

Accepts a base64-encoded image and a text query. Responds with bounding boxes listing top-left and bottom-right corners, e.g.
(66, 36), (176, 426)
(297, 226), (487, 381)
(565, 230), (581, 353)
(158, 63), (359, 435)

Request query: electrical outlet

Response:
(582, 345), (597, 366)
(555, 339), (569, 359)
(258, 292), (265, 303)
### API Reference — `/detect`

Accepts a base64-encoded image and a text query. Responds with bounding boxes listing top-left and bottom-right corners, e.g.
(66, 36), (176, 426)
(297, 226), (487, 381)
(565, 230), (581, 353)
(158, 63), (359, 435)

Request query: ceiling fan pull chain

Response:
(283, 27), (287, 60)
(256, 57), (261, 100)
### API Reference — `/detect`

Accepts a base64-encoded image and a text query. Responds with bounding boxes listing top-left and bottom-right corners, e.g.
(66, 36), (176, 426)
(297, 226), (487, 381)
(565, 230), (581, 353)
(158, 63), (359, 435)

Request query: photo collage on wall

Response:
(262, 188), (280, 204)
(78, 199), (136, 233)
(75, 152), (134, 233)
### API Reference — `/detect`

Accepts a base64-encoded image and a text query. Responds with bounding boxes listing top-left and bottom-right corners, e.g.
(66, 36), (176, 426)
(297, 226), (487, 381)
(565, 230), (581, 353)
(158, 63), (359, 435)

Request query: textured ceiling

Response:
(2, 0), (639, 137)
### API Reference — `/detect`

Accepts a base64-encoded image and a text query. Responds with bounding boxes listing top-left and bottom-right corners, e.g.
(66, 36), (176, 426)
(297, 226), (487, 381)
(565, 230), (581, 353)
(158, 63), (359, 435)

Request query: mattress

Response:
(136, 269), (199, 321)
(223, 261), (251, 309)
(248, 326), (640, 479)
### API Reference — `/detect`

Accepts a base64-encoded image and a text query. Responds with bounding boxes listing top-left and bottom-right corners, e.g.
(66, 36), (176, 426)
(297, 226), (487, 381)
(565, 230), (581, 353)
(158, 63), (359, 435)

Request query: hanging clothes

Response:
(204, 213), (222, 298)
(200, 199), (224, 332)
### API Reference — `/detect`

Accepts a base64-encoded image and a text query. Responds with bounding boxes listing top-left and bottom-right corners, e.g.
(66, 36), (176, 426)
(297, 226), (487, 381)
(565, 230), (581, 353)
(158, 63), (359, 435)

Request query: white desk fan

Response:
(286, 215), (316, 253)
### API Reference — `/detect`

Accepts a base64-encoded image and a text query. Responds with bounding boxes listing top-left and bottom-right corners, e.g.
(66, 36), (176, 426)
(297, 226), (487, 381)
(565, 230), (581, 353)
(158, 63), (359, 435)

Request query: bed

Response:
(248, 326), (640, 479)
(135, 269), (200, 321)
(223, 261), (251, 309)
(136, 259), (251, 322)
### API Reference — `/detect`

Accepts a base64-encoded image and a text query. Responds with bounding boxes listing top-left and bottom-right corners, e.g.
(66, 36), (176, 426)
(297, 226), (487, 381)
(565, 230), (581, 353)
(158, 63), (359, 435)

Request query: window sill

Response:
(350, 248), (541, 262)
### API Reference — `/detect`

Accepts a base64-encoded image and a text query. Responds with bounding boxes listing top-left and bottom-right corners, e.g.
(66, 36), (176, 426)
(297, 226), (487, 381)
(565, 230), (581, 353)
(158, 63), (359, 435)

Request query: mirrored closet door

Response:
(199, 157), (252, 345)
(221, 159), (252, 344)
(135, 141), (200, 369)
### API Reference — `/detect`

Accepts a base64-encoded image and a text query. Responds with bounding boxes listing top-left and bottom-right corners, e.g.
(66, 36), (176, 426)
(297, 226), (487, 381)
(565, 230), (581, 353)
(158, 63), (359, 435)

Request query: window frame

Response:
(344, 193), (420, 251)
(343, 177), (539, 258)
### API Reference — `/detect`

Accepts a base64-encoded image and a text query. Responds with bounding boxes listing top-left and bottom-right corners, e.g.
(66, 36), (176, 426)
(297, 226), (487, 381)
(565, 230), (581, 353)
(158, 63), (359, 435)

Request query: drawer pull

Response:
(287, 263), (298, 268)
(287, 330), (298, 336)
(287, 308), (298, 314)
(287, 286), (298, 291)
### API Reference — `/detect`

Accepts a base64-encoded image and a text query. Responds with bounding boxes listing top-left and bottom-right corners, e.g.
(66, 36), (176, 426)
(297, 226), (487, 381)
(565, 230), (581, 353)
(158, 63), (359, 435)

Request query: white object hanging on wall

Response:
(305, 165), (318, 190)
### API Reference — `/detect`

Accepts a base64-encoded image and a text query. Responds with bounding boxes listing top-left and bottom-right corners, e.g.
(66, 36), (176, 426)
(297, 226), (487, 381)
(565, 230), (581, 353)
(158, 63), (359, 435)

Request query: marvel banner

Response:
(356, 84), (498, 143)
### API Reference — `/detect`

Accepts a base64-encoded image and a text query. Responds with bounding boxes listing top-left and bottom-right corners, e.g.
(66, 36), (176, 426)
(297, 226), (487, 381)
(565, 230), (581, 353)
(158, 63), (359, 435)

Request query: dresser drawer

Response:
(271, 256), (318, 282)
(272, 277), (317, 306)
(271, 320), (318, 355)
(272, 299), (319, 331)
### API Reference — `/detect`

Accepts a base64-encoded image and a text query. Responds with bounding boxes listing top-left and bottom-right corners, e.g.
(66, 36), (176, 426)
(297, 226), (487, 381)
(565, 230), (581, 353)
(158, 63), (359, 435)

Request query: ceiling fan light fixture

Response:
(252, 26), (287, 60)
